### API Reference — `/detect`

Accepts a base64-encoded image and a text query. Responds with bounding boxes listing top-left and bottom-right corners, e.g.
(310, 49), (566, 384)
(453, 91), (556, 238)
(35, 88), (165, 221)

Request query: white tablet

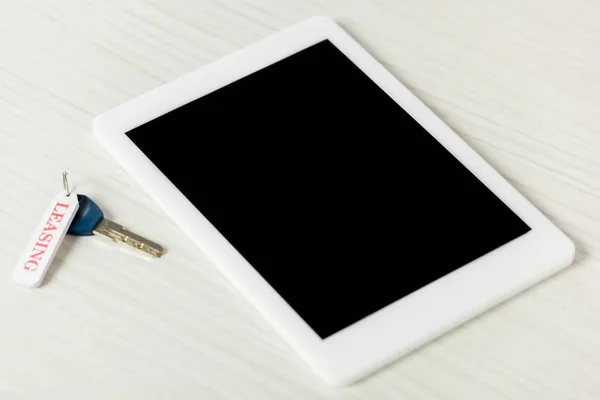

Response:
(93, 16), (575, 386)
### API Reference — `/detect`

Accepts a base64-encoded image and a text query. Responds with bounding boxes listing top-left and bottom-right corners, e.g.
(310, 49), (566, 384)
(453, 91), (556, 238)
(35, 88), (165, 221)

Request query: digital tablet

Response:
(93, 16), (575, 386)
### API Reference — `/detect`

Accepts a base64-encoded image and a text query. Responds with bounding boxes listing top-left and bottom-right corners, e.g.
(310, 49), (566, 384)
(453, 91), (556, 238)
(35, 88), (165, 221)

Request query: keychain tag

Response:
(13, 174), (79, 288)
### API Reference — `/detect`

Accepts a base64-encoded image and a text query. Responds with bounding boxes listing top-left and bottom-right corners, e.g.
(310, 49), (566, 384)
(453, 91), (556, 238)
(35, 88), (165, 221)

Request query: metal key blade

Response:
(93, 218), (165, 258)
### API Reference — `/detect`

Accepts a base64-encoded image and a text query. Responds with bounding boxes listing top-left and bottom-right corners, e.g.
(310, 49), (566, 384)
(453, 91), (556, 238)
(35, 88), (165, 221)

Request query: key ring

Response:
(62, 171), (71, 197)
(13, 170), (81, 287)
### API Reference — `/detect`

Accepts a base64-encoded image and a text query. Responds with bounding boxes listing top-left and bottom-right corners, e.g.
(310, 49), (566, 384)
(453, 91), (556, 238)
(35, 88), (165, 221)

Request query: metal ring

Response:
(62, 171), (71, 196)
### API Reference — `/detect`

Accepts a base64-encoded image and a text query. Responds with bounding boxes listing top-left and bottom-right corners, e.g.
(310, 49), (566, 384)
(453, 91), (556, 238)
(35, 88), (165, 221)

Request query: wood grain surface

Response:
(1, 0), (599, 398)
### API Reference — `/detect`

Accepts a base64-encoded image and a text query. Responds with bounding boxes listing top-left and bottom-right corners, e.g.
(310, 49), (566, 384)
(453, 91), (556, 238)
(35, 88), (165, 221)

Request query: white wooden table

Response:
(1, 1), (599, 398)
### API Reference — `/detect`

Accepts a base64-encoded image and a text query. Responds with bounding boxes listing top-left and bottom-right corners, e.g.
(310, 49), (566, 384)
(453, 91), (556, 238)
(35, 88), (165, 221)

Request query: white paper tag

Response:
(13, 191), (79, 288)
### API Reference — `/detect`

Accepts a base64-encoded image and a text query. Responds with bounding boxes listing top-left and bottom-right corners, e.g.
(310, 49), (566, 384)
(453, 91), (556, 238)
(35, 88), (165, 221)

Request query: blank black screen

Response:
(126, 40), (530, 339)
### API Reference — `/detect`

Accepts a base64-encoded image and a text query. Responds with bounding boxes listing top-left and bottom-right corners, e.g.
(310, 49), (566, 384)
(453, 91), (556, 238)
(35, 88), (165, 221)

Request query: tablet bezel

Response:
(93, 16), (575, 386)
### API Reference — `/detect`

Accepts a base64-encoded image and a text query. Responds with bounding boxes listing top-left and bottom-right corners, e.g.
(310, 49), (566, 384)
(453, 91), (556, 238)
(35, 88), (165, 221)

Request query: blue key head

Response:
(67, 195), (104, 236)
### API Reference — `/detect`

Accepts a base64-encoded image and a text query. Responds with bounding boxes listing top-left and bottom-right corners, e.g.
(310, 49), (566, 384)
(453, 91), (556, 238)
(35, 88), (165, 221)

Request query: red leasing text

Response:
(23, 202), (71, 271)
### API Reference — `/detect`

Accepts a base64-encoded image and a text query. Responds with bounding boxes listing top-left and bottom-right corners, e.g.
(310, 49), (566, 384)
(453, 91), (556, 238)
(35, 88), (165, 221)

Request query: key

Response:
(67, 194), (165, 258)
